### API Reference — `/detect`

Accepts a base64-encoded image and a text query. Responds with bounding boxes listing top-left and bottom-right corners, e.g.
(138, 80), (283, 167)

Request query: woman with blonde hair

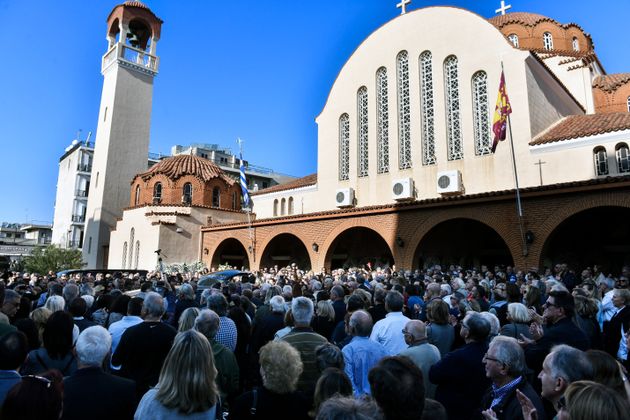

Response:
(229, 340), (309, 419)
(134, 330), (219, 419)
(30, 307), (52, 346)
(559, 380), (630, 420)
(499, 303), (532, 340)
(313, 300), (336, 340)
(178, 307), (200, 332)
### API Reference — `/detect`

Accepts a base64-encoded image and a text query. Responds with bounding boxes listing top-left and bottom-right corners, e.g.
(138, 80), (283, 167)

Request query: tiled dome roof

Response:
(593, 73), (630, 93)
(123, 1), (150, 10)
(137, 154), (235, 185)
(488, 12), (558, 28)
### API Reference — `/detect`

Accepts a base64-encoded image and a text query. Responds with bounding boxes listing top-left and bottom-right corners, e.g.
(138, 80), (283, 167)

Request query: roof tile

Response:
(530, 113), (630, 146)
(252, 173), (317, 196)
(135, 154), (235, 185)
(592, 73), (630, 93)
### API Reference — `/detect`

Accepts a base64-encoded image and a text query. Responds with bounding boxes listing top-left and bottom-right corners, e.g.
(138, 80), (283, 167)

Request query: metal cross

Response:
(495, 0), (512, 15)
(397, 0), (411, 15)
(534, 159), (546, 186)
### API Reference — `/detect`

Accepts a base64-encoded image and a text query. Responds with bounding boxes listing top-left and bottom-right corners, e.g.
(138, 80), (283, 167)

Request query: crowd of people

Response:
(0, 262), (629, 419)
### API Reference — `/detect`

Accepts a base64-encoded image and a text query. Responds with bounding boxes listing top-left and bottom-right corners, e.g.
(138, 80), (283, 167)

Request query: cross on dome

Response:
(397, 0), (411, 15)
(495, 1), (512, 15)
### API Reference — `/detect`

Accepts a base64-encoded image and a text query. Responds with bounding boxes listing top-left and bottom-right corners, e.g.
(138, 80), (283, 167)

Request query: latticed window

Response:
(508, 34), (519, 48)
(339, 114), (350, 180)
(627, 96), (630, 112)
(212, 187), (220, 207)
(183, 183), (193, 204)
(594, 147), (608, 176)
(376, 67), (389, 174)
(444, 55), (463, 160)
(122, 242), (127, 268)
(572, 37), (579, 51)
(472, 71), (491, 155)
(153, 182), (162, 203)
(134, 241), (140, 269)
(419, 51), (436, 165)
(616, 143), (630, 173)
(543, 32), (553, 50)
(397, 51), (412, 169)
(357, 86), (369, 177)
(128, 228), (134, 269)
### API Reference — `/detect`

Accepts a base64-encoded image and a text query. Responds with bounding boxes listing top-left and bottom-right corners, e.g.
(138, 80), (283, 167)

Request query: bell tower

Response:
(83, 1), (163, 268)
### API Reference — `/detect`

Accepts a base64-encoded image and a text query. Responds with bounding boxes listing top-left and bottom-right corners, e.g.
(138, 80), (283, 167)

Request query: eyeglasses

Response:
(483, 353), (505, 365)
(22, 375), (52, 388)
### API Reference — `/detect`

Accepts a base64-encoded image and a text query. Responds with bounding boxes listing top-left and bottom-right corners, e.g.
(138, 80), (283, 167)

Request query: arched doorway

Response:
(325, 227), (394, 270)
(211, 238), (250, 270)
(413, 218), (512, 269)
(259, 234), (311, 270)
(540, 206), (630, 274)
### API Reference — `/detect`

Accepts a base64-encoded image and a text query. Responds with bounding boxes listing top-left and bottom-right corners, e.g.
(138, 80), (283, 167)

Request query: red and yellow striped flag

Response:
(491, 70), (512, 153)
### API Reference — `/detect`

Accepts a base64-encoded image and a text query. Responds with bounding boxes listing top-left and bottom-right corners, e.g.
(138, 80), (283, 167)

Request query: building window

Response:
(444, 55), (463, 160)
(627, 96), (630, 112)
(134, 185), (141, 206)
(357, 86), (369, 177)
(128, 228), (134, 269)
(182, 183), (193, 204)
(281, 198), (286, 216)
(508, 34), (519, 47)
(472, 71), (492, 155)
(397, 51), (412, 170)
(543, 32), (553, 50)
(376, 67), (389, 174)
(232, 191), (237, 209)
(88, 237), (92, 253)
(594, 147), (608, 176)
(122, 242), (128, 268)
(339, 113), (350, 181)
(419, 51), (436, 165)
(212, 187), (220, 207)
(104, 107), (108, 122)
(572, 37), (580, 51)
(616, 143), (630, 173)
(153, 182), (162, 203)
(288, 197), (294, 215)
(273, 199), (278, 216)
(134, 241), (140, 269)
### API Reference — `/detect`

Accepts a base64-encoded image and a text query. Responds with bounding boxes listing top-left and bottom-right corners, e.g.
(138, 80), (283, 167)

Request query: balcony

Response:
(71, 215), (85, 223)
(77, 164), (92, 173)
(75, 189), (89, 198)
(102, 43), (159, 75)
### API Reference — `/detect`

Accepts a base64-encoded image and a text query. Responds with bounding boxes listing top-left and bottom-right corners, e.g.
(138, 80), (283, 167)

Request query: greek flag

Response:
(239, 153), (251, 208)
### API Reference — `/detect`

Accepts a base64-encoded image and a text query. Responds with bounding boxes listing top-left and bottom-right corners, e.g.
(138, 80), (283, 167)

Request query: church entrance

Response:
(259, 233), (311, 270)
(413, 218), (512, 270)
(540, 206), (630, 274)
(325, 227), (393, 270)
(211, 238), (250, 270)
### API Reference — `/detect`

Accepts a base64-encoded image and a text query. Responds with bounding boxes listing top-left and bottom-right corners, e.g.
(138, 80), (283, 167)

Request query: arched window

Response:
(627, 96), (630, 112)
(182, 183), (193, 204)
(232, 191), (237, 209)
(134, 184), (141, 206)
(444, 55), (463, 160)
(134, 241), (140, 269)
(616, 143), (630, 173)
(508, 34), (519, 48)
(419, 51), (436, 165)
(594, 147), (608, 176)
(288, 197), (294, 215)
(273, 199), (278, 217)
(153, 182), (162, 203)
(122, 242), (128, 268)
(543, 32), (553, 50)
(572, 37), (579, 51)
(397, 51), (411, 170)
(212, 187), (220, 207)
(357, 86), (369, 177)
(339, 114), (350, 181)
(281, 198), (286, 216)
(472, 71), (491, 155)
(128, 228), (135, 269)
(376, 67), (389, 174)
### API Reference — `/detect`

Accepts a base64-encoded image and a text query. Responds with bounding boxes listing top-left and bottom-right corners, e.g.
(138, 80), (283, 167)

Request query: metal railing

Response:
(71, 215), (85, 223)
(77, 164), (92, 172)
(102, 43), (159, 73)
(75, 189), (89, 197)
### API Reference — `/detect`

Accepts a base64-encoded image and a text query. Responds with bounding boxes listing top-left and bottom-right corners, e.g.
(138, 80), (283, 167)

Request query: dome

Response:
(123, 1), (150, 10)
(137, 154), (235, 185)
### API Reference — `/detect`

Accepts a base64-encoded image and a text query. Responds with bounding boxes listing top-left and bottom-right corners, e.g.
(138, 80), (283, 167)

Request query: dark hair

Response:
(549, 290), (575, 318)
(315, 343), (345, 372)
(42, 311), (74, 359)
(463, 312), (491, 342)
(427, 299), (449, 325)
(368, 356), (425, 420)
(68, 297), (87, 318)
(421, 399), (447, 420)
(93, 294), (114, 311)
(346, 294), (365, 312)
(0, 331), (28, 370)
(110, 294), (131, 315)
(2, 369), (64, 420)
(140, 281), (153, 292)
(506, 283), (521, 303)
(474, 285), (487, 299)
(207, 294), (228, 316)
(385, 291), (404, 312)
(586, 350), (626, 397)
(127, 297), (144, 316)
(312, 368), (353, 417)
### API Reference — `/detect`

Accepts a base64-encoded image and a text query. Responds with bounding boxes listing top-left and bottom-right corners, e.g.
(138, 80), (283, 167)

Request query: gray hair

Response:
(81, 295), (95, 309)
(194, 309), (220, 341)
(143, 292), (165, 318)
(489, 336), (525, 377)
(385, 290), (404, 312)
(349, 310), (373, 337)
(63, 284), (80, 303)
(507, 303), (531, 323)
(291, 296), (314, 325)
(45, 295), (65, 313)
(548, 344), (593, 384)
(480, 312), (500, 336)
(462, 312), (491, 342)
(178, 283), (195, 300)
(282, 285), (293, 296)
(264, 285), (282, 305)
(269, 295), (286, 313)
(206, 294), (228, 316)
(4, 289), (20, 303)
(75, 326), (111, 366)
(316, 396), (382, 420)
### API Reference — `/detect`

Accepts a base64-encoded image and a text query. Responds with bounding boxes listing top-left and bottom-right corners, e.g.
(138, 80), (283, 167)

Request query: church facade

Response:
(201, 7), (630, 273)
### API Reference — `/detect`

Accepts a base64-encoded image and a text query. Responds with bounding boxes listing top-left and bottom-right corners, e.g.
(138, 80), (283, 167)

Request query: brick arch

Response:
(256, 227), (315, 270)
(532, 197), (630, 267)
(401, 209), (519, 269)
(210, 237), (250, 269)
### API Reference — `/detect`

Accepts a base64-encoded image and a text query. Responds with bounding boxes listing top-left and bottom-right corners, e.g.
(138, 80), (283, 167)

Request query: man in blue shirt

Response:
(0, 331), (28, 405)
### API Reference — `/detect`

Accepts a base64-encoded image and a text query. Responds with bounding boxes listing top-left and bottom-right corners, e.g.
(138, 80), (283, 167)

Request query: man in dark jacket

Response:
(63, 326), (136, 420)
(480, 336), (545, 420)
(429, 312), (491, 420)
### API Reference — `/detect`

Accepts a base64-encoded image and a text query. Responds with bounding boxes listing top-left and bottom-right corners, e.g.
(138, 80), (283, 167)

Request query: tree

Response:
(22, 245), (84, 274)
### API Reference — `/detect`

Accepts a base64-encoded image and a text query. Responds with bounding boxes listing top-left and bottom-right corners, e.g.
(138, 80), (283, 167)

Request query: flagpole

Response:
(237, 138), (256, 265)
(501, 62), (528, 256)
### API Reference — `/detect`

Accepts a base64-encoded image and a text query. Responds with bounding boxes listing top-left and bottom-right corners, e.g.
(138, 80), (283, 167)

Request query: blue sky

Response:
(1, 0), (628, 224)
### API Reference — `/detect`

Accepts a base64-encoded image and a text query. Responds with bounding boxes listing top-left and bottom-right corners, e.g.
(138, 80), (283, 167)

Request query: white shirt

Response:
(370, 311), (410, 355)
(598, 289), (616, 329)
(108, 315), (143, 369)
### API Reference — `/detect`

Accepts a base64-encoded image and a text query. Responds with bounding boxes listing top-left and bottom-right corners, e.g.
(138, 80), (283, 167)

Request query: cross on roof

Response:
(397, 0), (411, 15)
(495, 1), (512, 15)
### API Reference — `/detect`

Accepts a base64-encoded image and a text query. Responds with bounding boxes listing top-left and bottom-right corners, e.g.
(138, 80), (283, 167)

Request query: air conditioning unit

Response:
(335, 188), (355, 207)
(437, 170), (463, 195)
(392, 178), (415, 201)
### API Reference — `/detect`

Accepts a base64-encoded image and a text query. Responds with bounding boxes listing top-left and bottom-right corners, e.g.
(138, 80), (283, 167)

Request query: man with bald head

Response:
(342, 310), (388, 396)
(399, 320), (441, 398)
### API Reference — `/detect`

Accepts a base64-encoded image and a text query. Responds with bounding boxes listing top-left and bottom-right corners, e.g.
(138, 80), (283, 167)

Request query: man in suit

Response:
(68, 297), (97, 332)
(62, 326), (137, 420)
